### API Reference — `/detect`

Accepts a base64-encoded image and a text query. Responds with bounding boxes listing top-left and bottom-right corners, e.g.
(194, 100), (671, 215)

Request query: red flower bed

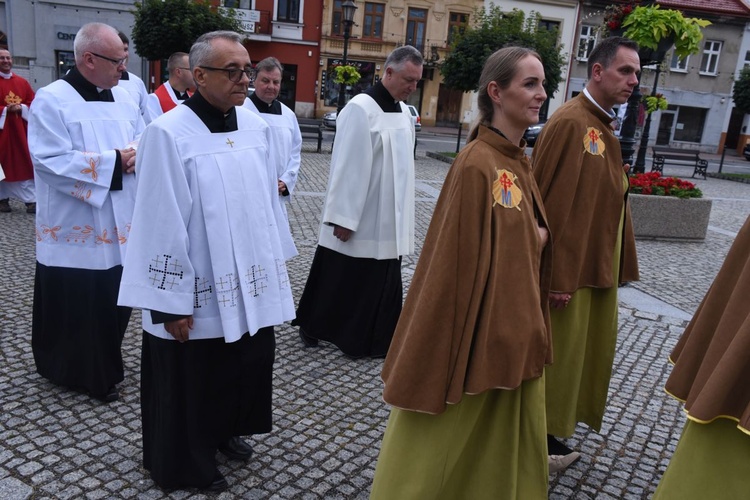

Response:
(629, 171), (703, 199)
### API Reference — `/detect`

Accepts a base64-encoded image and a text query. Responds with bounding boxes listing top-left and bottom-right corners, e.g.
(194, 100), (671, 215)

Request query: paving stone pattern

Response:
(1, 155), (749, 499)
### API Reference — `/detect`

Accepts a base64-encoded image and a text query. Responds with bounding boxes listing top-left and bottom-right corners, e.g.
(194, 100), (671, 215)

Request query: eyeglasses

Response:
(200, 66), (255, 83)
(90, 52), (128, 68)
(177, 67), (191, 71)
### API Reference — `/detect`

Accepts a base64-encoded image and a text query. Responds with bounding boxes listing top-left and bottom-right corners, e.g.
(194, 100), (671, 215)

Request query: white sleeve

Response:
(28, 88), (119, 209)
(278, 111), (302, 196)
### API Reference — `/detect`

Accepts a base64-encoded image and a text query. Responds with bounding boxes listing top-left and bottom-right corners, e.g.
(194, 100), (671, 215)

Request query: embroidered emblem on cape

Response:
(71, 180), (92, 201)
(492, 168), (522, 211)
(226, 138), (235, 148)
(148, 254), (185, 290)
(4, 91), (22, 106)
(276, 259), (290, 288)
(36, 225), (61, 242)
(583, 127), (606, 156)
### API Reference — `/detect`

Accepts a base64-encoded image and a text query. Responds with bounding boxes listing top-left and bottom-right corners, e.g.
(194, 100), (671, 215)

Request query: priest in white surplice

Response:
(28, 22), (142, 403)
(293, 46), (423, 358)
(144, 51), (194, 124)
(118, 31), (295, 493)
(116, 32), (149, 119)
(243, 56), (301, 225)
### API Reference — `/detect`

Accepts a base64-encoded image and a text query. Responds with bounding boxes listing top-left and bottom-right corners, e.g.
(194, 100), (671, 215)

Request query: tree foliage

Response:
(440, 6), (566, 98)
(131, 0), (242, 61)
(733, 67), (750, 115)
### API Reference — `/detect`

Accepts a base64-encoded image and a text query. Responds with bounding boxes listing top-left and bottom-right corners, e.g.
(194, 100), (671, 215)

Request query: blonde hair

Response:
(467, 47), (542, 143)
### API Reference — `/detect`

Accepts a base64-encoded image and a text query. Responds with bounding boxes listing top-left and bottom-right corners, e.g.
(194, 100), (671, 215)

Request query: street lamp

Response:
(336, 0), (357, 115)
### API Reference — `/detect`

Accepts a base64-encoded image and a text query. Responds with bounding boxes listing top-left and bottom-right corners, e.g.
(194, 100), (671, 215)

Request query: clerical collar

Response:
(250, 91), (281, 115)
(365, 81), (401, 113)
(583, 88), (616, 119)
(0, 71), (12, 80)
(120, 71), (130, 80)
(184, 90), (238, 133)
(63, 66), (113, 102)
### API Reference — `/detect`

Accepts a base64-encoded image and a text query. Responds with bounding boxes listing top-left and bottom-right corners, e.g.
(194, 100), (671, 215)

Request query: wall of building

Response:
(1, 1), (146, 91)
(489, 0), (579, 118)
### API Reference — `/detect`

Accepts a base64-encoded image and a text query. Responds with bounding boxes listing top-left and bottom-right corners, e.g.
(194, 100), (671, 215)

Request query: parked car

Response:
(406, 104), (421, 132)
(523, 121), (546, 147)
(321, 105), (422, 132)
(744, 143), (750, 161)
(322, 111), (337, 129)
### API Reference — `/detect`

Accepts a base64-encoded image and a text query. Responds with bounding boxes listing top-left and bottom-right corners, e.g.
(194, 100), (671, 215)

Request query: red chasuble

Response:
(0, 74), (35, 182)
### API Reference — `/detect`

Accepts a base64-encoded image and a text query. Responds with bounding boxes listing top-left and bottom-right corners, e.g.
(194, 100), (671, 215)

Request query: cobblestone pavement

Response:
(2, 148), (750, 499)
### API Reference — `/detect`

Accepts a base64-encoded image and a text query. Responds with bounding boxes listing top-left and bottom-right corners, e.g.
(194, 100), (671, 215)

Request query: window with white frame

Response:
(577, 25), (596, 61)
(699, 40), (722, 75)
(670, 51), (689, 72)
(277, 0), (301, 23)
(744, 50), (750, 68)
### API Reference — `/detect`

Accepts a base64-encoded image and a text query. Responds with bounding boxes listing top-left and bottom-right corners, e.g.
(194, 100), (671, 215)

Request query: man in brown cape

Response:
(531, 36), (640, 471)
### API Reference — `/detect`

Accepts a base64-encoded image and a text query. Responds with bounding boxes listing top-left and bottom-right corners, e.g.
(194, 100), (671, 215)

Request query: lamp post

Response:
(336, 0), (358, 116)
(633, 66), (662, 173)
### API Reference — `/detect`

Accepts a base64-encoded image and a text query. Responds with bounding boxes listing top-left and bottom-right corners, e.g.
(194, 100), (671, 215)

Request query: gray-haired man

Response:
(293, 45), (423, 359)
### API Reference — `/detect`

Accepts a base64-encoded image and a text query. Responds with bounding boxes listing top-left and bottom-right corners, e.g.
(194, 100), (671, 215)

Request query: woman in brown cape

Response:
(653, 215), (750, 499)
(370, 47), (553, 499)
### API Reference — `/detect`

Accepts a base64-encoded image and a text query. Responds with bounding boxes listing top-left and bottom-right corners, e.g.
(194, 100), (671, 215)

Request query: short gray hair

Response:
(384, 45), (423, 72)
(74, 23), (119, 61)
(189, 31), (244, 70)
(255, 56), (283, 75)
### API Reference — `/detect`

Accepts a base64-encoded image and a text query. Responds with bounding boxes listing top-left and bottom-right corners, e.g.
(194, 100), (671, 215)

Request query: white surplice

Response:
(28, 82), (143, 269)
(319, 94), (416, 260)
(118, 72), (149, 118)
(118, 105), (296, 342)
(243, 98), (302, 215)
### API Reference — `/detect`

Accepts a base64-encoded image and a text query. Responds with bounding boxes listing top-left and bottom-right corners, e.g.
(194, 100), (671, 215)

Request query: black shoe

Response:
(218, 436), (253, 461)
(201, 471), (228, 493)
(25, 202), (36, 214)
(547, 434), (575, 456)
(0, 199), (11, 213)
(299, 328), (319, 347)
(93, 386), (119, 403)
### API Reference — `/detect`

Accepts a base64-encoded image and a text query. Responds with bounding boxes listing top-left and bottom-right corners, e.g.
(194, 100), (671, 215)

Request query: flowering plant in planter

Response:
(629, 172), (703, 199)
(603, 2), (638, 32)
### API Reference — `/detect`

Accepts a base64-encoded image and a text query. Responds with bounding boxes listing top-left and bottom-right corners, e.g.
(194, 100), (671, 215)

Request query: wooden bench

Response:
(297, 119), (323, 153)
(651, 147), (708, 179)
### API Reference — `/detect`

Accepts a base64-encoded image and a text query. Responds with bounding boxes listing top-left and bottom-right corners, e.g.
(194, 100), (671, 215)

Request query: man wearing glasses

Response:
(119, 31), (295, 493)
(28, 22), (143, 403)
(144, 51), (195, 124)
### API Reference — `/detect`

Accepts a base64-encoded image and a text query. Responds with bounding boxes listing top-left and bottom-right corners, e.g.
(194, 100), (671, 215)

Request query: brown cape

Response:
(666, 215), (750, 432)
(381, 126), (553, 415)
(532, 94), (639, 293)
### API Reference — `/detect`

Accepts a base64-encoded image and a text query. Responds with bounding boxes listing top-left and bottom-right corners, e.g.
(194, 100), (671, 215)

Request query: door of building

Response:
(725, 106), (744, 150)
(436, 84), (463, 126)
(656, 111), (675, 145)
(279, 64), (297, 112)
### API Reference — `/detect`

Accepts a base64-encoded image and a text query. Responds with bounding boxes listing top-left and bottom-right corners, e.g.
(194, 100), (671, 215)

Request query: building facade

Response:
(0, 0), (148, 90)
(318, 0), (483, 127)
(573, 0), (750, 154)
(230, 0), (323, 118)
(487, 0), (580, 120)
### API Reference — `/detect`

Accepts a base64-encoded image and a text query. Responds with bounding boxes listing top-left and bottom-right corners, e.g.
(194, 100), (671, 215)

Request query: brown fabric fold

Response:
(666, 215), (750, 432)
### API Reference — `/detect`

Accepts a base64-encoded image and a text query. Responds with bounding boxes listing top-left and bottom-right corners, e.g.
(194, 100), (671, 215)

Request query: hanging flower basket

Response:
(642, 94), (668, 114)
(332, 65), (362, 85)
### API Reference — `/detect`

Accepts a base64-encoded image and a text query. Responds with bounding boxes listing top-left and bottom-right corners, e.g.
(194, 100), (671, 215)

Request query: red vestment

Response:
(0, 73), (35, 182)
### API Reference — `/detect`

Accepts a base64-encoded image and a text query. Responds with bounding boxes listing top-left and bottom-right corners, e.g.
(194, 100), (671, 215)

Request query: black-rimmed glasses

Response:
(90, 52), (128, 67)
(200, 66), (255, 83)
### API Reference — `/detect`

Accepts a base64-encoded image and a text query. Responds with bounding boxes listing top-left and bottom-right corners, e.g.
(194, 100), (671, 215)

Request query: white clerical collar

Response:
(583, 88), (616, 119)
(0, 71), (12, 80)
